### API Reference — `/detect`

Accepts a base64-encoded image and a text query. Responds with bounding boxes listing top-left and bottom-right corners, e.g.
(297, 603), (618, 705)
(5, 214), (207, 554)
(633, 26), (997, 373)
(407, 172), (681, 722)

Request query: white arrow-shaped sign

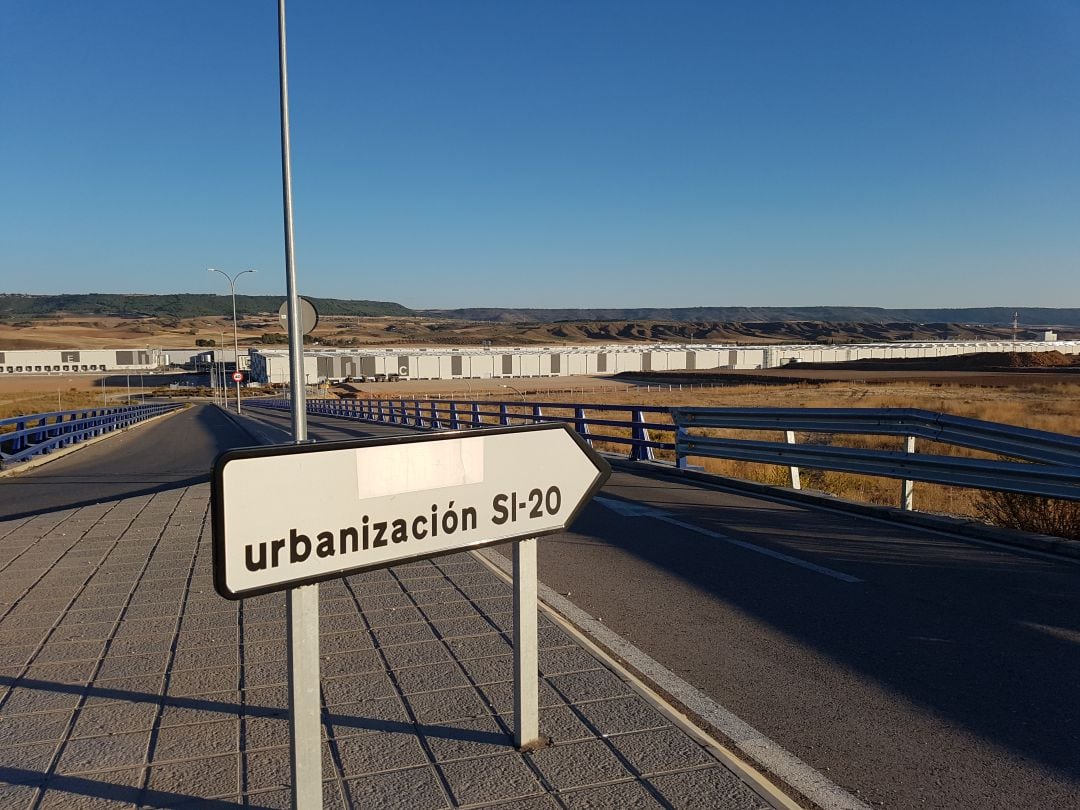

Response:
(212, 423), (610, 598)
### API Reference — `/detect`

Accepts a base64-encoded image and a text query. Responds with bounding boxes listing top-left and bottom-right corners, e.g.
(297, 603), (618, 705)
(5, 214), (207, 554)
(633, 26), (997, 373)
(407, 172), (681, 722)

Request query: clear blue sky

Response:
(2, 1), (1078, 309)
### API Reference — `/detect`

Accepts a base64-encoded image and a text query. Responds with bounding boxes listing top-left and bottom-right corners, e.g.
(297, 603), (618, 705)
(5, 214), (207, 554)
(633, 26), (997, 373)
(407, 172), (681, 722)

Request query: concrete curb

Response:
(0, 404), (189, 478)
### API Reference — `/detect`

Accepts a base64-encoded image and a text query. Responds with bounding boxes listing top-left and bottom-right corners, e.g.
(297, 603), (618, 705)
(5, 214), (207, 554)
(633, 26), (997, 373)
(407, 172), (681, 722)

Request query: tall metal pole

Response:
(278, 2), (320, 809)
(231, 287), (242, 413)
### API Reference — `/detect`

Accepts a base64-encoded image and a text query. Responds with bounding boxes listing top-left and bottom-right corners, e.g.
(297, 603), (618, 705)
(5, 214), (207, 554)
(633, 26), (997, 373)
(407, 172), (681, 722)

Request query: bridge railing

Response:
(246, 398), (1080, 505)
(249, 397), (676, 462)
(0, 403), (182, 469)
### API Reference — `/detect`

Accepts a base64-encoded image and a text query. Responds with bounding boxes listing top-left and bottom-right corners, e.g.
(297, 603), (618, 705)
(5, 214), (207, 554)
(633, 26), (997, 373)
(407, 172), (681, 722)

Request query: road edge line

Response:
(475, 546), (872, 810)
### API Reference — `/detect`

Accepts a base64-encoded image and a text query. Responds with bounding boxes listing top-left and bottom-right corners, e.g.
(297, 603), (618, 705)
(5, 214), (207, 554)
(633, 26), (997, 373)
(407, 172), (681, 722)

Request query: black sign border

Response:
(212, 422), (611, 600)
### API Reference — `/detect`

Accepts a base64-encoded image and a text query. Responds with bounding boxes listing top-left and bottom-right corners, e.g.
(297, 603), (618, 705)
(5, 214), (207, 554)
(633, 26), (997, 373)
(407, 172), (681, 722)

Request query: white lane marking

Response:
(595, 496), (864, 584)
(477, 548), (873, 810)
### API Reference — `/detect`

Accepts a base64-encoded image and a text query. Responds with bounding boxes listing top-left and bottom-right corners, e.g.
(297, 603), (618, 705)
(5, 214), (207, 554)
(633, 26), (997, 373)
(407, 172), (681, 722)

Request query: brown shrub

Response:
(974, 492), (1080, 540)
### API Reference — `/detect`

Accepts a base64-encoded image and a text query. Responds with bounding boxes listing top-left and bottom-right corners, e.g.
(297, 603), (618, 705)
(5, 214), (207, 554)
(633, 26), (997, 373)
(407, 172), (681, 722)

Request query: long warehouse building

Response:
(0, 348), (163, 375)
(247, 338), (1080, 385)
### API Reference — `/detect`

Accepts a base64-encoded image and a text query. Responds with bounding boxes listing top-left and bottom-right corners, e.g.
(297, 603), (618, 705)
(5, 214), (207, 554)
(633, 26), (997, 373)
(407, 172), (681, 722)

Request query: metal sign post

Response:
(275, 0), (320, 807)
(513, 538), (540, 748)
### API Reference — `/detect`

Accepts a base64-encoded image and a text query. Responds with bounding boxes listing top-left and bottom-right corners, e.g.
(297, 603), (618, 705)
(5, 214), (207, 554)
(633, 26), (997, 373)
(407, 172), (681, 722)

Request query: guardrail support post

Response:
(902, 436), (915, 510)
(786, 430), (802, 490)
(430, 401), (440, 430)
(630, 409), (654, 462)
(500, 404), (511, 427)
(449, 402), (460, 430)
(532, 405), (543, 425)
(472, 403), (482, 428)
(674, 428), (690, 469)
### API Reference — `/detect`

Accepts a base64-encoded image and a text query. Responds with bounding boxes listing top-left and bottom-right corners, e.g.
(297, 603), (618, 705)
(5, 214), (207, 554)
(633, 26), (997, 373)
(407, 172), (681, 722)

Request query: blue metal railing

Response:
(246, 397), (1080, 503)
(0, 404), (182, 469)
(249, 397), (673, 462)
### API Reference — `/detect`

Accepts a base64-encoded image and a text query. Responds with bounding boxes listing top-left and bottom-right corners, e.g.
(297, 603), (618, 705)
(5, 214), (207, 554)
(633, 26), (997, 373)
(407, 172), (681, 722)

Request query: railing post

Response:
(574, 407), (593, 448)
(414, 400), (423, 427)
(449, 402), (460, 430)
(500, 404), (511, 427)
(901, 436), (915, 510)
(472, 402), (482, 428)
(430, 401), (440, 430)
(786, 430), (802, 490)
(532, 405), (543, 425)
(629, 409), (654, 462)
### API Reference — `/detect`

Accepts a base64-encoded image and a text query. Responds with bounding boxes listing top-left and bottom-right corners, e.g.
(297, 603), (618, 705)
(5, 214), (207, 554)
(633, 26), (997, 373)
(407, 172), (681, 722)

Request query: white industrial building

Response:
(0, 348), (163, 375)
(246, 339), (1080, 385)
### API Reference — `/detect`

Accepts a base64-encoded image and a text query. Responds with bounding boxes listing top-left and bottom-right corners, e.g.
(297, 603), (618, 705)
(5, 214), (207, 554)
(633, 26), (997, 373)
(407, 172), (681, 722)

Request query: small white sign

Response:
(212, 424), (609, 598)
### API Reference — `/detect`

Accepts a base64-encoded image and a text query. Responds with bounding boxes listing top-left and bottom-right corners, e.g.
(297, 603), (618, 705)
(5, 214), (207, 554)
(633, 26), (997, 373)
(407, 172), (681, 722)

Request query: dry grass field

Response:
(0, 375), (153, 421)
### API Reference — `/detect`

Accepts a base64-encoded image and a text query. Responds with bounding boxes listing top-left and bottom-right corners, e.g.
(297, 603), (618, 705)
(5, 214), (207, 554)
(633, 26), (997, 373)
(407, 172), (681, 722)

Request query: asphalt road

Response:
(0, 404), (250, 521)
(536, 470), (1080, 809)
(5, 402), (1079, 808)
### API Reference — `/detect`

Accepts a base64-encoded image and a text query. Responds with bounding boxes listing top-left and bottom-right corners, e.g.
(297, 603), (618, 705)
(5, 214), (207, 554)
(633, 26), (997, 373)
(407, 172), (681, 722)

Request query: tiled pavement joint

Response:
(1, 481), (795, 809)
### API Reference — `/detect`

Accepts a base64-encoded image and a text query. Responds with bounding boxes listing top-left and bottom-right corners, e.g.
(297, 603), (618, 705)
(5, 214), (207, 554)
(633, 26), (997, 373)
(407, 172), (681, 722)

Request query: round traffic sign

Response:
(278, 297), (319, 335)
(232, 372), (244, 382)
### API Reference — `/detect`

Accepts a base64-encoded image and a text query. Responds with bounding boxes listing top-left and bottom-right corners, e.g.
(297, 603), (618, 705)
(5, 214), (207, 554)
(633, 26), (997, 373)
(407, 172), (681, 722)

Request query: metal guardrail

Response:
(671, 408), (1080, 467)
(247, 398), (1080, 504)
(0, 404), (181, 469)
(673, 407), (1080, 504)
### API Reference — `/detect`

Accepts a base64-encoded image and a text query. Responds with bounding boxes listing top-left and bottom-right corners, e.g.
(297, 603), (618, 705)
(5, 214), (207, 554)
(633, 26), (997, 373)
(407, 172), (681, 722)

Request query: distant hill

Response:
(3, 295), (1078, 329)
(0, 293), (411, 319)
(421, 306), (1080, 326)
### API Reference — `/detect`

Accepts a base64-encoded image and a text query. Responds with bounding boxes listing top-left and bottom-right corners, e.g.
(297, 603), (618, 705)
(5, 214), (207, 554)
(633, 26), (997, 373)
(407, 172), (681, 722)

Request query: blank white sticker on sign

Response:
(356, 436), (485, 499)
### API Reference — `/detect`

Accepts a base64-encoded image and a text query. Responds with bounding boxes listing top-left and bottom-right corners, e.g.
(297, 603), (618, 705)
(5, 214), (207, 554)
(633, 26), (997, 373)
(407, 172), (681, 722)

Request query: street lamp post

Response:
(500, 383), (528, 425)
(500, 383), (526, 402)
(219, 330), (229, 410)
(209, 268), (256, 414)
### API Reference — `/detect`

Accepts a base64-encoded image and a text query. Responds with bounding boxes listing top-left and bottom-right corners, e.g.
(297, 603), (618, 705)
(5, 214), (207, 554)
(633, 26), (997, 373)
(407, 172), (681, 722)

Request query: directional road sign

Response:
(211, 423), (610, 599)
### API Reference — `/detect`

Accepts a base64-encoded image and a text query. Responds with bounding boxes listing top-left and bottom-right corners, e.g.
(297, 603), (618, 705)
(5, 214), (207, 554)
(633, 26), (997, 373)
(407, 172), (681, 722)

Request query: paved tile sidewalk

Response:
(0, 484), (771, 809)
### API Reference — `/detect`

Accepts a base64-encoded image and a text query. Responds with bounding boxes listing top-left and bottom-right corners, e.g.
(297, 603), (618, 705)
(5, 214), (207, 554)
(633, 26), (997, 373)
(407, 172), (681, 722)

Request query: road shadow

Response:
(554, 486), (1080, 786)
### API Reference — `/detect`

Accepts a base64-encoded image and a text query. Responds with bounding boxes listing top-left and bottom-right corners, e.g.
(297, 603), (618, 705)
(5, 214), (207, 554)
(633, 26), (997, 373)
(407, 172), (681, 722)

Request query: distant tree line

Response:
(0, 293), (411, 319)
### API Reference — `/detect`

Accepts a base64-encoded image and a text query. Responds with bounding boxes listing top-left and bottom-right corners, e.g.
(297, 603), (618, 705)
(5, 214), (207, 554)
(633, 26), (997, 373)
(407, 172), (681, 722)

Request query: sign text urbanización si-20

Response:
(212, 424), (610, 599)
